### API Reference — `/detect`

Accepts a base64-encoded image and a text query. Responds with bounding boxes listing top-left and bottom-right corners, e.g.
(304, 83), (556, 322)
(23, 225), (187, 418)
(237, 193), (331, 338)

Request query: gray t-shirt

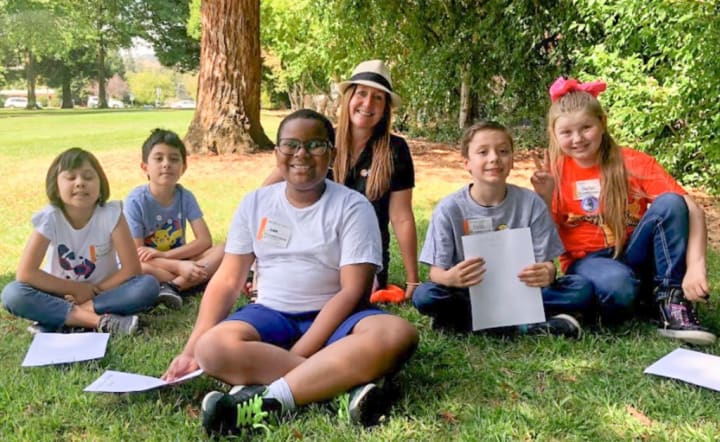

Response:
(420, 184), (564, 270)
(124, 184), (203, 251)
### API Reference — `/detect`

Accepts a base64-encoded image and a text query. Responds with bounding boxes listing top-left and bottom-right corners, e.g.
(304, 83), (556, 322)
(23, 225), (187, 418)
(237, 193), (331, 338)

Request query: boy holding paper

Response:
(412, 121), (591, 336)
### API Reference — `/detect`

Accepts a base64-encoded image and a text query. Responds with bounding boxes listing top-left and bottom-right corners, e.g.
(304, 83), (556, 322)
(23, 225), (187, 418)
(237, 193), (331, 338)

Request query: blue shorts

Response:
(226, 303), (386, 349)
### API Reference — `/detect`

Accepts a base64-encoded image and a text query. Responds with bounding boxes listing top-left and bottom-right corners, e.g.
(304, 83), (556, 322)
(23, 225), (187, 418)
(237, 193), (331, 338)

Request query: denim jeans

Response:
(412, 274), (593, 331)
(1, 275), (159, 329)
(565, 192), (689, 316)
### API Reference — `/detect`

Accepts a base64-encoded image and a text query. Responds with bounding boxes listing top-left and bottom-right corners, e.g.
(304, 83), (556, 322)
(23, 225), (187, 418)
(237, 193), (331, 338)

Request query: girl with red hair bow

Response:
(531, 77), (715, 346)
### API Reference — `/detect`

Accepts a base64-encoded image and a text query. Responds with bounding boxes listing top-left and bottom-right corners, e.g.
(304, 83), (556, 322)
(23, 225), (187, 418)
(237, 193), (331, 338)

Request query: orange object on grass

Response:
(370, 284), (405, 304)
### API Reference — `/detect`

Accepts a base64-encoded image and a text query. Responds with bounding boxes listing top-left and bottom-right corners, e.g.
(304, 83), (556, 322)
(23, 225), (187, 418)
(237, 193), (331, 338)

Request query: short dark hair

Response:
(46, 148), (110, 208)
(460, 121), (514, 158)
(277, 109), (335, 146)
(141, 128), (187, 163)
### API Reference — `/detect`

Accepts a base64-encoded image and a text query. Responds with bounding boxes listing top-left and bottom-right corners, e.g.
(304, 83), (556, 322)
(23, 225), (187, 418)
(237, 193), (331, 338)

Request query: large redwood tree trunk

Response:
(185, 0), (273, 154)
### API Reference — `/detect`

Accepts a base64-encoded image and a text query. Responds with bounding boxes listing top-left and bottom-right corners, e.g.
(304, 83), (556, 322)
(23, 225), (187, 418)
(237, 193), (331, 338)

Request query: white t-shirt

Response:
(225, 180), (382, 313)
(32, 201), (122, 284)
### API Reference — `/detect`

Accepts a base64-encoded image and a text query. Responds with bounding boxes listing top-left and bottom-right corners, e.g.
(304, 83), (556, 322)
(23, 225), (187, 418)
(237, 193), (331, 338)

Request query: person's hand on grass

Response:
(162, 353), (198, 382)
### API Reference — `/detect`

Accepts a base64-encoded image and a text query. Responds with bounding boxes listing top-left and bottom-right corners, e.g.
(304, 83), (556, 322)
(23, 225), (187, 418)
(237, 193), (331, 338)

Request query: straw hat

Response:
(337, 60), (402, 108)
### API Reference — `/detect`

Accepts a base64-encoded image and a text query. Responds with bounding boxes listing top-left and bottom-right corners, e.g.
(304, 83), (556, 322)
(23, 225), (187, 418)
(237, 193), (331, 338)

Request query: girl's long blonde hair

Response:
(547, 91), (630, 256)
(333, 84), (394, 201)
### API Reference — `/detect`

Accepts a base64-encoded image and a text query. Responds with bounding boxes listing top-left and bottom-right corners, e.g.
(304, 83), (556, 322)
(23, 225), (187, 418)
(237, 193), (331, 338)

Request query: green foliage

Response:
(299, 0), (569, 143)
(142, 0), (200, 71)
(561, 0), (720, 192)
(125, 70), (174, 104)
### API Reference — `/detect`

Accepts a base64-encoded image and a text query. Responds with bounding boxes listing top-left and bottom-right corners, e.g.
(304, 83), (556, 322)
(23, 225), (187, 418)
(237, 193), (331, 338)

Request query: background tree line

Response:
(1, 0), (718, 193)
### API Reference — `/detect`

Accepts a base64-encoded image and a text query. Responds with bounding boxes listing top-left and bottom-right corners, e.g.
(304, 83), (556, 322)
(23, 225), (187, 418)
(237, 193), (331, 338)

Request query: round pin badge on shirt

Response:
(581, 195), (599, 213)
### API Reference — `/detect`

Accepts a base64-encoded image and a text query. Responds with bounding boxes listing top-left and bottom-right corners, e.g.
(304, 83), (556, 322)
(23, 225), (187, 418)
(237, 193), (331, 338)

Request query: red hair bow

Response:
(549, 77), (607, 102)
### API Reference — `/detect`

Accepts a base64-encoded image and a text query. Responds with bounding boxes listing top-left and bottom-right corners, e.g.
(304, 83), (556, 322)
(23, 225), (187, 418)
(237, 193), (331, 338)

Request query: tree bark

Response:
(97, 34), (108, 109)
(185, 0), (273, 154)
(459, 63), (471, 129)
(61, 66), (73, 109)
(26, 50), (37, 109)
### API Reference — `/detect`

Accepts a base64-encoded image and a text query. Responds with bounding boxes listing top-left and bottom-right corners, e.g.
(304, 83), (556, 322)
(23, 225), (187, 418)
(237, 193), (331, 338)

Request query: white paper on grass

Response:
(461, 227), (546, 331)
(644, 348), (720, 392)
(84, 368), (203, 393)
(22, 332), (110, 367)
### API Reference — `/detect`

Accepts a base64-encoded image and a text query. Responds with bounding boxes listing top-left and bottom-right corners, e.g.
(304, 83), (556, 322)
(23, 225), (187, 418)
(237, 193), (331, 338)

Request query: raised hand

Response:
(530, 149), (554, 205)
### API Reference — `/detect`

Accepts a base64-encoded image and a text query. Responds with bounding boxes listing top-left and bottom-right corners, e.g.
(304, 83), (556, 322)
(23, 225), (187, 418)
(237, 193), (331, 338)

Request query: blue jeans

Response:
(565, 192), (689, 317)
(1, 275), (159, 329)
(412, 275), (593, 332)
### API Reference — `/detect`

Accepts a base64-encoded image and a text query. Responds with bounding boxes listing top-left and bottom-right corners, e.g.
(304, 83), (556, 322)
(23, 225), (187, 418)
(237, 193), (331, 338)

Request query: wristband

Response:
(406, 282), (420, 287)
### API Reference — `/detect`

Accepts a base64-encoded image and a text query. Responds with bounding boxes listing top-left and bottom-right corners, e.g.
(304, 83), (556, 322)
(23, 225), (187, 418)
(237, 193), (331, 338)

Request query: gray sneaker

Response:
(156, 283), (183, 310)
(97, 314), (139, 335)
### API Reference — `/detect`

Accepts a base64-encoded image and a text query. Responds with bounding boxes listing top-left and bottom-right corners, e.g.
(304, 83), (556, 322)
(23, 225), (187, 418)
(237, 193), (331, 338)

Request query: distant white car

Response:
(4, 97), (28, 108)
(171, 99), (196, 109)
(108, 98), (124, 108)
(88, 96), (124, 108)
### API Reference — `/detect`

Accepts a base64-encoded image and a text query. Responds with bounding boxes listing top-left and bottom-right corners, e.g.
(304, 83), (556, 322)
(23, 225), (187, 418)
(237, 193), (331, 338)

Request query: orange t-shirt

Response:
(553, 147), (686, 271)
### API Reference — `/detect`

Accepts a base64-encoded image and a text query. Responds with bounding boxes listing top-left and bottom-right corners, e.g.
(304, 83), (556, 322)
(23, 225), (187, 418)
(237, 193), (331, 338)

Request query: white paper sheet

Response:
(461, 227), (546, 330)
(644, 348), (720, 391)
(84, 368), (203, 393)
(22, 332), (110, 367)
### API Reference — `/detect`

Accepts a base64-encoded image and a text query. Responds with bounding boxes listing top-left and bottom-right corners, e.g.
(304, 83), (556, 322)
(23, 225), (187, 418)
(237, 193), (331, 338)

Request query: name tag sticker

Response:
(257, 217), (291, 248)
(574, 179), (601, 200)
(464, 217), (493, 235)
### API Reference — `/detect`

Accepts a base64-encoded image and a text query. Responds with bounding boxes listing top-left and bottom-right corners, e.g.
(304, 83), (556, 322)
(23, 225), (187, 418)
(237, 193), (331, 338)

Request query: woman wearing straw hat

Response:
(265, 60), (419, 302)
(333, 60), (419, 302)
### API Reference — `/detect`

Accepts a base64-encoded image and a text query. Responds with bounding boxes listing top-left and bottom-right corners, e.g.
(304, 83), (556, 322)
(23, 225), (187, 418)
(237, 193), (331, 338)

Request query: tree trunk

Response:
(97, 34), (108, 109)
(61, 66), (73, 109)
(26, 50), (37, 109)
(458, 63), (471, 129)
(185, 0), (273, 154)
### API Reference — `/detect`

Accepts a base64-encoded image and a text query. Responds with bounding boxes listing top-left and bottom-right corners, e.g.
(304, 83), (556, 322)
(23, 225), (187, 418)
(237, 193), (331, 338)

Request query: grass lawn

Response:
(1, 109), (720, 441)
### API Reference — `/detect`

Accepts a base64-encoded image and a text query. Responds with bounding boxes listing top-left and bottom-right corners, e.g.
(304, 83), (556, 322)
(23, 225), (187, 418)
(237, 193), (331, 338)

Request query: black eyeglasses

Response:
(276, 138), (333, 156)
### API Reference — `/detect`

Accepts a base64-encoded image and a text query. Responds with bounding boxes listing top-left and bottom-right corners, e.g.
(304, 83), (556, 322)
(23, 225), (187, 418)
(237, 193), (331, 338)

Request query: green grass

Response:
(2, 109), (720, 441)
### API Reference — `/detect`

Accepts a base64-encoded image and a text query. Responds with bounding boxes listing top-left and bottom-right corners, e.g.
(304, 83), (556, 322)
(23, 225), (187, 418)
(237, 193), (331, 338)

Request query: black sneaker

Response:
(156, 282), (183, 310)
(347, 380), (387, 427)
(201, 384), (281, 436)
(27, 322), (91, 335)
(657, 288), (716, 346)
(526, 314), (582, 339)
(27, 322), (60, 335)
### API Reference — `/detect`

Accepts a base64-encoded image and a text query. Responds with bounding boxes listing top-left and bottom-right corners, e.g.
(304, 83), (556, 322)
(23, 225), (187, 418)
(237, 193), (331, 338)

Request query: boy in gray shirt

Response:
(413, 122), (591, 336)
